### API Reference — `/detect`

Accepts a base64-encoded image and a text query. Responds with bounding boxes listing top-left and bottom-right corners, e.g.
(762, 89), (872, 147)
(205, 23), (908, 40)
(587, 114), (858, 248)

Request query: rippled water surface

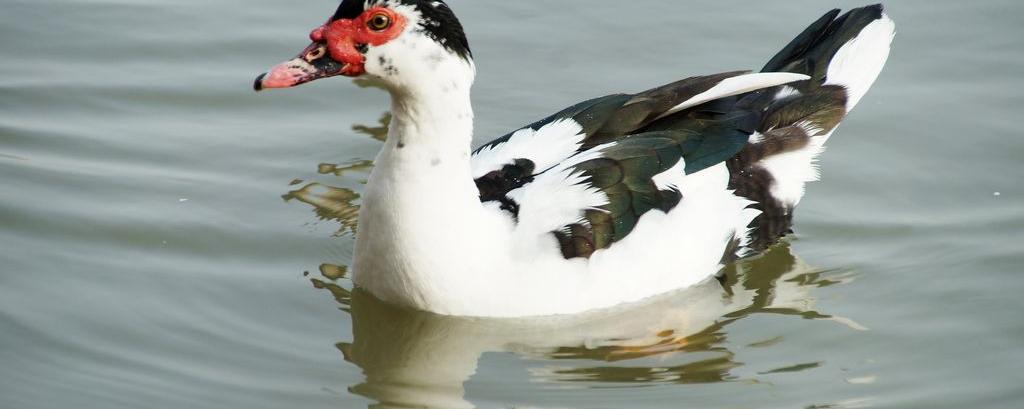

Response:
(2, 1), (1023, 408)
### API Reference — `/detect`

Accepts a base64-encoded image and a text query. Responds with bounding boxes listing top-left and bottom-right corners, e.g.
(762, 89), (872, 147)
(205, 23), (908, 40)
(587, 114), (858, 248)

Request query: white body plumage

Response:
(258, 1), (895, 317)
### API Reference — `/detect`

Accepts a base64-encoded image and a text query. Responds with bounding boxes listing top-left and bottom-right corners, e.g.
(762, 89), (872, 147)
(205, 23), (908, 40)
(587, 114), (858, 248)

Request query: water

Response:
(2, 0), (1022, 408)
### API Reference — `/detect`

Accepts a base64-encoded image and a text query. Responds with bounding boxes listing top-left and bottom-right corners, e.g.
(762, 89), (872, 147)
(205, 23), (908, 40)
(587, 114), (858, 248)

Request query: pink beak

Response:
(254, 42), (348, 91)
(256, 59), (313, 90)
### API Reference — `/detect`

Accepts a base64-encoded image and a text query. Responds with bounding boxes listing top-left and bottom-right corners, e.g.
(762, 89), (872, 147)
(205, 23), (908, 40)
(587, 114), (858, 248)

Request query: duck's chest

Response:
(350, 150), (517, 305)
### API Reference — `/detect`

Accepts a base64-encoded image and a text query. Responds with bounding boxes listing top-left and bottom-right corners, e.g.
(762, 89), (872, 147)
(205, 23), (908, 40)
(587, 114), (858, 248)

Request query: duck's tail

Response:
(763, 4), (895, 111)
(729, 5), (895, 255)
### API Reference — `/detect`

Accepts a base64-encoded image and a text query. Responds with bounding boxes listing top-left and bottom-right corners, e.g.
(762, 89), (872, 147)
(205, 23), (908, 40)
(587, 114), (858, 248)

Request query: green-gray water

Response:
(2, 1), (1022, 408)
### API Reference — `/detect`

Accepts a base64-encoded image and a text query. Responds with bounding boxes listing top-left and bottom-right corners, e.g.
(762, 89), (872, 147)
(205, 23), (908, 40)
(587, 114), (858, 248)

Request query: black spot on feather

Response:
(475, 159), (535, 219)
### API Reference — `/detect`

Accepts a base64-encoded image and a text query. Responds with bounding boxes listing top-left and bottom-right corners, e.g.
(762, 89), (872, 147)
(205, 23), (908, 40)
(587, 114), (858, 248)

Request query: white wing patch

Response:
(758, 135), (827, 207)
(774, 85), (801, 101)
(507, 143), (615, 236)
(825, 14), (895, 111)
(655, 72), (810, 121)
(471, 119), (584, 178)
(652, 158), (687, 191)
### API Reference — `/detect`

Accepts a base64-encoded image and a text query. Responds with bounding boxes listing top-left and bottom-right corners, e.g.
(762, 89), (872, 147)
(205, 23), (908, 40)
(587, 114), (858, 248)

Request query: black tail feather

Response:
(762, 4), (885, 84)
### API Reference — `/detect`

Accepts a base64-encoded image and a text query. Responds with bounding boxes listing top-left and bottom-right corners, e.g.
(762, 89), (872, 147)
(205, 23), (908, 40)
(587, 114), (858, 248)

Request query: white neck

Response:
(352, 57), (510, 310)
(383, 71), (474, 161)
(376, 55), (476, 203)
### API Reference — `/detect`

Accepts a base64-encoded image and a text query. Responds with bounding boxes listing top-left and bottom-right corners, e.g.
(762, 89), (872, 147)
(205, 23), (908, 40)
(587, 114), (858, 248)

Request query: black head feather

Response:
(410, 0), (472, 60)
(331, 0), (365, 21)
(330, 0), (472, 60)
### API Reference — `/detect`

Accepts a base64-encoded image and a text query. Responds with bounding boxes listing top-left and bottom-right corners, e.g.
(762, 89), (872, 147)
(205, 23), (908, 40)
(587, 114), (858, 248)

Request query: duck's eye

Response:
(367, 13), (392, 31)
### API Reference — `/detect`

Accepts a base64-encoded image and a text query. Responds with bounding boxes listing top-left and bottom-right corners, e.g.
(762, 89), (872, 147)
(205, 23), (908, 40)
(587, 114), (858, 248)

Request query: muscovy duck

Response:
(255, 1), (894, 317)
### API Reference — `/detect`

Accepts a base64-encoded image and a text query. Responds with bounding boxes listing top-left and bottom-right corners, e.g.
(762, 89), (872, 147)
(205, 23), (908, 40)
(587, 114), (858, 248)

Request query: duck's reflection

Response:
(291, 114), (861, 409)
(307, 244), (858, 408)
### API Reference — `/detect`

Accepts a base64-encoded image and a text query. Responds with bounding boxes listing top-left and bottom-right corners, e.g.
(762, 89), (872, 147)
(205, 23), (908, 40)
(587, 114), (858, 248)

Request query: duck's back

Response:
(456, 5), (894, 316)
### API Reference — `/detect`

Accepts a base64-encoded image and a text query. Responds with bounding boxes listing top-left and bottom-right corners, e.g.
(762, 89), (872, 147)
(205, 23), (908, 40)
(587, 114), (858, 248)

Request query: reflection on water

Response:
(284, 181), (362, 235)
(281, 113), (390, 236)
(315, 245), (859, 409)
(351, 112), (391, 143)
(287, 112), (864, 409)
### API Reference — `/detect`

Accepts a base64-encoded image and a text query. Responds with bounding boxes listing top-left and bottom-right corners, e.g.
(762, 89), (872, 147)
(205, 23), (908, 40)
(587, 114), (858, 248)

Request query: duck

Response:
(255, 0), (895, 318)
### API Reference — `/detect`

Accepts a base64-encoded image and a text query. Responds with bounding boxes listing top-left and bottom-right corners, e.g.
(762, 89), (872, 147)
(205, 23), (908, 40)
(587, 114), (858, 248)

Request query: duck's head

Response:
(254, 0), (472, 93)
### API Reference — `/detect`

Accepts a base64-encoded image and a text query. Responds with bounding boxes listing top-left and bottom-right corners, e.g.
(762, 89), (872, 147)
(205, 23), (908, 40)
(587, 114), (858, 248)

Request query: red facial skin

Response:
(310, 7), (408, 76)
(255, 7), (407, 90)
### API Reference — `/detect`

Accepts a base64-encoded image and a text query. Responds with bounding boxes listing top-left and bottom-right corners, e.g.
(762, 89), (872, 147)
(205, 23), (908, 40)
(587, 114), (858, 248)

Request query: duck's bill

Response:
(254, 42), (350, 91)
